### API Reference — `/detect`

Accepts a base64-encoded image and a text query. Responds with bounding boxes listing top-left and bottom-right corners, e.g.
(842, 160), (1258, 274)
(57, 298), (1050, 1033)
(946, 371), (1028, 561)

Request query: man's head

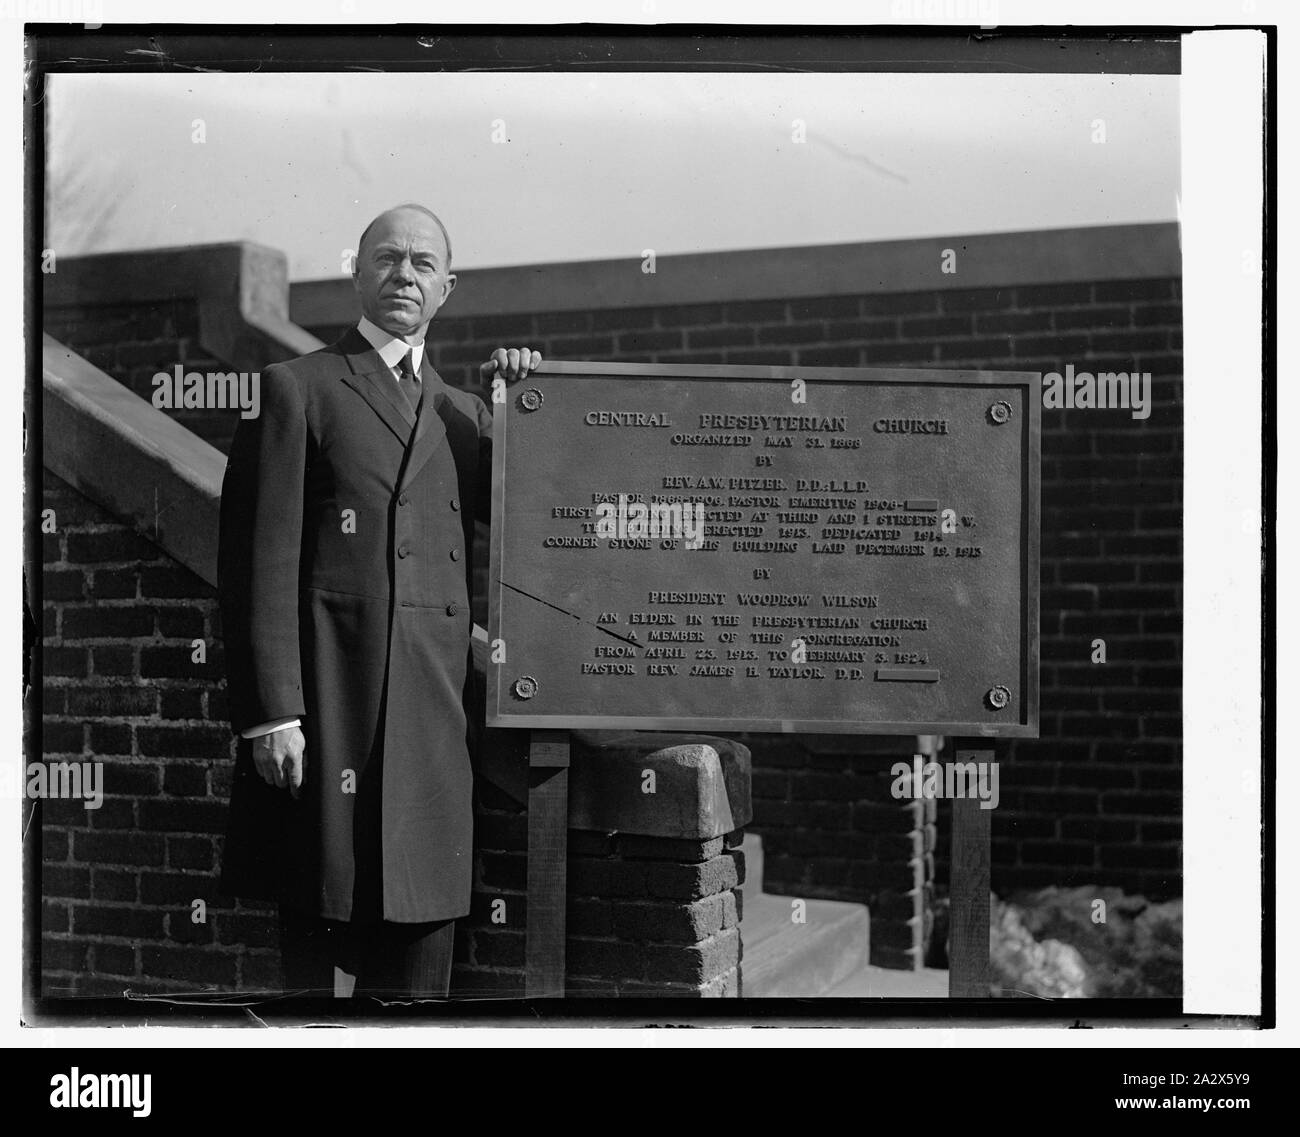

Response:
(352, 204), (457, 341)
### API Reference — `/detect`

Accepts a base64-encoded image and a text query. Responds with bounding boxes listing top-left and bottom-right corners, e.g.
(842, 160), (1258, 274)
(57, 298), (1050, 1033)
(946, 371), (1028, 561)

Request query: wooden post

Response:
(948, 741), (993, 998)
(525, 729), (570, 998)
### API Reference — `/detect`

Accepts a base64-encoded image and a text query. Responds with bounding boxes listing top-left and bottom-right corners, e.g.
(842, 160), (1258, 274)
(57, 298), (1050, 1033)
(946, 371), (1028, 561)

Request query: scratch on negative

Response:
(498, 580), (640, 649)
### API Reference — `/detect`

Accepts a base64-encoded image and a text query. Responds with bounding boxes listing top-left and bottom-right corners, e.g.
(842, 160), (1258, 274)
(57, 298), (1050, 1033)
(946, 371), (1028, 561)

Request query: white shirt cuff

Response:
(240, 717), (303, 739)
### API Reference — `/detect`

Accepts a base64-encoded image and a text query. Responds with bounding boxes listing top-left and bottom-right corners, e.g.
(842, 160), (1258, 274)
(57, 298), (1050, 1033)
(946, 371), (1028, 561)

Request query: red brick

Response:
(91, 868), (139, 903)
(614, 835), (723, 862)
(473, 930), (525, 968)
(479, 851), (527, 891)
(567, 857), (645, 899)
(65, 529), (161, 565)
(92, 942), (137, 976)
(44, 864), (91, 899)
(139, 566), (210, 599)
(611, 895), (727, 943)
(566, 936), (636, 982)
(72, 904), (165, 939)
(617, 330), (682, 353)
(87, 798), (137, 829)
(89, 645), (135, 676)
(688, 326), (755, 349)
(73, 829), (163, 867)
(42, 721), (85, 754)
(43, 901), (71, 933)
(592, 306), (659, 331)
(139, 646), (224, 681)
(43, 647), (88, 679)
(643, 853), (740, 900)
(166, 910), (215, 945)
(163, 763), (210, 797)
(533, 310), (593, 334)
(89, 724), (134, 756)
(239, 952), (283, 991)
(159, 689), (205, 720)
(167, 835), (214, 871)
(138, 798), (228, 834)
(42, 938), (90, 972)
(136, 725), (230, 760)
(140, 946), (238, 988)
(43, 828), (69, 862)
(862, 292), (936, 316)
(566, 896), (611, 938)
(44, 570), (86, 600)
(66, 685), (156, 717)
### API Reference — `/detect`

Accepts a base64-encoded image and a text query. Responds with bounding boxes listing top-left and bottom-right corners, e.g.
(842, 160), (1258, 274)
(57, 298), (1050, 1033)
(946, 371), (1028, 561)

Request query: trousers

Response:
(278, 905), (456, 998)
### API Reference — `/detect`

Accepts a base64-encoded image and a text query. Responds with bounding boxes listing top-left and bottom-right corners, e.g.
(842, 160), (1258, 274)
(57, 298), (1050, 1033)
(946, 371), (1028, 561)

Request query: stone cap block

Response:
(573, 730), (750, 839)
(475, 728), (751, 841)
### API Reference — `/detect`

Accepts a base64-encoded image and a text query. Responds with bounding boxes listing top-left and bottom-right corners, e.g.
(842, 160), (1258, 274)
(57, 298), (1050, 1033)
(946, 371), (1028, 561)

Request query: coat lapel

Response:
(338, 327), (417, 443)
(398, 352), (451, 494)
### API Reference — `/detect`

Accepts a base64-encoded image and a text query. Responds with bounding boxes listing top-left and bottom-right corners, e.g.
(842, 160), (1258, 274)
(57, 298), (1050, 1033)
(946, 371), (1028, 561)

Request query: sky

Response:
(45, 71), (1180, 279)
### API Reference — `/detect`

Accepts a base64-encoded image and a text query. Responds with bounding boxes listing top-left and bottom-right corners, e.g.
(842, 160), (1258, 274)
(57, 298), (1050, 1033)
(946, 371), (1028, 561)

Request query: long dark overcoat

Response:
(217, 327), (490, 923)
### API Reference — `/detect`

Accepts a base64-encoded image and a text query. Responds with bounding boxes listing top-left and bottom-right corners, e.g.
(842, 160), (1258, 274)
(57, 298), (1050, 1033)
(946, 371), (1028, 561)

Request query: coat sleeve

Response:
(217, 362), (309, 735)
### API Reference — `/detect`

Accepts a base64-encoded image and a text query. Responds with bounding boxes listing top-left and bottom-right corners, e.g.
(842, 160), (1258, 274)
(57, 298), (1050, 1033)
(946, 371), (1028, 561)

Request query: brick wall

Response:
(43, 298), (245, 455)
(457, 778), (743, 998)
(41, 249), (1182, 986)
(306, 275), (1184, 918)
(39, 471), (281, 995)
(39, 469), (745, 997)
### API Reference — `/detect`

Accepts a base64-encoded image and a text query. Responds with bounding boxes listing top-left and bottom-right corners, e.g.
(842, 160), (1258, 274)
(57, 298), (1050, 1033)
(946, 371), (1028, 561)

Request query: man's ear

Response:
(442, 273), (458, 303)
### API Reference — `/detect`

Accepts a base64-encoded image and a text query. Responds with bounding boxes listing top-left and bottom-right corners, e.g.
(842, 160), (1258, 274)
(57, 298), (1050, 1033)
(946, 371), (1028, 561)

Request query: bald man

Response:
(218, 205), (540, 998)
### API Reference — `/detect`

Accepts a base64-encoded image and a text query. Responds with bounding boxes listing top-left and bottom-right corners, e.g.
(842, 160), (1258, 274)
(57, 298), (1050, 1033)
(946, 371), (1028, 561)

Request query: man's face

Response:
(352, 209), (456, 340)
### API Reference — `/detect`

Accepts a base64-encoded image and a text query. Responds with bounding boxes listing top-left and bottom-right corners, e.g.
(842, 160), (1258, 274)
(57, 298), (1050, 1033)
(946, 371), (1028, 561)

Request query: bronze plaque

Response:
(487, 361), (1039, 737)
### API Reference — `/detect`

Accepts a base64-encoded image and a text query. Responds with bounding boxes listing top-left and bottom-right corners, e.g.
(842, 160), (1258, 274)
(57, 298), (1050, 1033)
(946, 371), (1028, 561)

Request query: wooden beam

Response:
(525, 730), (570, 998)
(949, 743), (993, 998)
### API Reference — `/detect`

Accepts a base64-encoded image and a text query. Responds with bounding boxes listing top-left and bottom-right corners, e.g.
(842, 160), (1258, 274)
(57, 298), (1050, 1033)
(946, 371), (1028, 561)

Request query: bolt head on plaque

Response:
(985, 685), (1011, 710)
(513, 675), (539, 700)
(519, 388), (544, 412)
(988, 400), (1012, 425)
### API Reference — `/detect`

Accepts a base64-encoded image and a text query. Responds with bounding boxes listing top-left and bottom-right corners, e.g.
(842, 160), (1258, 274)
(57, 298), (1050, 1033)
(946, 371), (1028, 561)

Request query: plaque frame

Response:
(487, 360), (1040, 739)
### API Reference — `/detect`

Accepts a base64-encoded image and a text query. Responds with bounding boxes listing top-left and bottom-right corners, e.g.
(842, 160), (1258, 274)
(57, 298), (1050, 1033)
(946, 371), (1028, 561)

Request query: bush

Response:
(991, 886), (1182, 998)
(990, 899), (1089, 997)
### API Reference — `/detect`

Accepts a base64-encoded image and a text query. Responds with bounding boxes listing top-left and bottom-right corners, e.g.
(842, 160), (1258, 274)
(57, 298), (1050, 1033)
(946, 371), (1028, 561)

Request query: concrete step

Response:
(739, 834), (873, 998)
(821, 966), (950, 998)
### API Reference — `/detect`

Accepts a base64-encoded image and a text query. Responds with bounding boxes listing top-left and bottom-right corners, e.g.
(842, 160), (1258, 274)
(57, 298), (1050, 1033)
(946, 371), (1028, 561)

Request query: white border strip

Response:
(1181, 29), (1265, 1017)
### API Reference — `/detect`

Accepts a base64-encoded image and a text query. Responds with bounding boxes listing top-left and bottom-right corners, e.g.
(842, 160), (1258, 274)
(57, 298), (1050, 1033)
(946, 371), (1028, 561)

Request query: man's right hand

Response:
(252, 726), (306, 799)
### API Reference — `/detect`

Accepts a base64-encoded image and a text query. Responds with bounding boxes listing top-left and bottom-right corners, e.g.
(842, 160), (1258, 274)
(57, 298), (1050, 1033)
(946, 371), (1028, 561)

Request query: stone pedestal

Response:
(454, 729), (751, 998)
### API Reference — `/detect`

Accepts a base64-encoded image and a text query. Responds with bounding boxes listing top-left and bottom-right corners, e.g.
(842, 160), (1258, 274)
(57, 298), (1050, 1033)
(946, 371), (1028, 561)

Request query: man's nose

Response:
(390, 258), (415, 283)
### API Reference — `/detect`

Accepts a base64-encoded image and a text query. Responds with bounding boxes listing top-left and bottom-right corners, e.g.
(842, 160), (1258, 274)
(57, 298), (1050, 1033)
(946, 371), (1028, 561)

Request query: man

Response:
(217, 204), (540, 997)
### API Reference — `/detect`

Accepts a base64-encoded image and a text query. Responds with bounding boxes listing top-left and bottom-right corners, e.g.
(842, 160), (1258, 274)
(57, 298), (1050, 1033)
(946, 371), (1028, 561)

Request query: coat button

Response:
(398, 493), (409, 506)
(450, 548), (461, 561)
(397, 545), (410, 558)
(446, 603), (458, 616)
(450, 498), (460, 511)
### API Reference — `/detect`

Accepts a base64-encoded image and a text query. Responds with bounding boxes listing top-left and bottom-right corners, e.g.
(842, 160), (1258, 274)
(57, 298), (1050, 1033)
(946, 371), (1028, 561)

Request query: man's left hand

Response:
(481, 347), (542, 384)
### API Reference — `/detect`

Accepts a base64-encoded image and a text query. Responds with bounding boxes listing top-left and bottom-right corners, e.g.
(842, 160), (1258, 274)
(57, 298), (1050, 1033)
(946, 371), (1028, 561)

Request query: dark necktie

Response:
(396, 350), (422, 415)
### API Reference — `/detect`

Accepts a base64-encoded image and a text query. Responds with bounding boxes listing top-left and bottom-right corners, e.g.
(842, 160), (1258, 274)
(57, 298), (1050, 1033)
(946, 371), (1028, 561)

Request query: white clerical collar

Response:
(356, 316), (425, 375)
